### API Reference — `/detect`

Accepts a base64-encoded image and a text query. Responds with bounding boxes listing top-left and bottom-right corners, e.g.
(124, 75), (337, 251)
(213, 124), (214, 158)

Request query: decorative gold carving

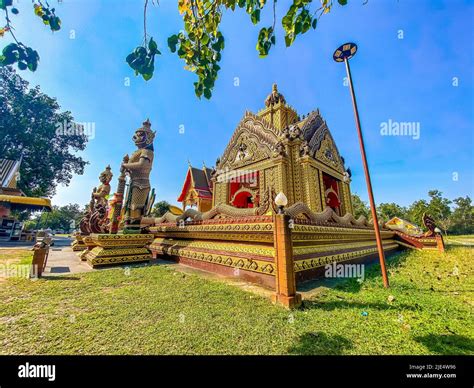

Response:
(294, 243), (399, 272)
(283, 203), (369, 226)
(315, 134), (345, 174)
(153, 241), (275, 276)
(152, 238), (274, 258)
(218, 112), (280, 170)
(293, 240), (397, 256)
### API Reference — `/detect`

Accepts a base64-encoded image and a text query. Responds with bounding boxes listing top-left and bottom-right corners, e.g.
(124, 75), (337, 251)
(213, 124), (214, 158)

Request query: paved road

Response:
(0, 236), (93, 276)
(0, 236), (73, 249)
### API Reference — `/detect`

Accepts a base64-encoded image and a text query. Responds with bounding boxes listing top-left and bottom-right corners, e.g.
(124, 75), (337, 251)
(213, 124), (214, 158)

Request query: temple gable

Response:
(178, 84), (354, 216)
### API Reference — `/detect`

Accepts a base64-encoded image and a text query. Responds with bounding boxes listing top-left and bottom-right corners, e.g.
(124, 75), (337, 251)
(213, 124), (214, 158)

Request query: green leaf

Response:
(167, 35), (179, 53)
(148, 37), (158, 54)
(126, 53), (136, 65)
(142, 72), (153, 81)
(17, 61), (27, 70)
(338, 0), (348, 5)
(312, 18), (317, 29)
(203, 88), (212, 99)
(251, 9), (260, 25)
(201, 34), (210, 45)
(0, 0), (13, 10)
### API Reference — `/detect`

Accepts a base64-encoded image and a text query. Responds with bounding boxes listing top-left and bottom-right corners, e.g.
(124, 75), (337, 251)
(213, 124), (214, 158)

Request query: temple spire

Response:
(259, 83), (297, 131)
(265, 83), (286, 107)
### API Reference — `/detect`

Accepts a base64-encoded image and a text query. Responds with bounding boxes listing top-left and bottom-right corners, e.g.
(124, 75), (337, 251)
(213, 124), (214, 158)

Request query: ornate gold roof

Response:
(264, 83), (286, 107)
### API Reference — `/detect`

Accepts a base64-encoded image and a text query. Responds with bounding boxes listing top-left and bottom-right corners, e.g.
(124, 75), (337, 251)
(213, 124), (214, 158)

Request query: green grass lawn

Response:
(446, 235), (474, 245)
(0, 245), (472, 355)
(0, 249), (33, 266)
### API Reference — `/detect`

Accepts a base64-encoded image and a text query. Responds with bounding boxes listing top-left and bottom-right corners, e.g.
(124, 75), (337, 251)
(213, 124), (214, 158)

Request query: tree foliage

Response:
(0, 66), (88, 197)
(353, 190), (473, 235)
(351, 193), (370, 220)
(449, 196), (474, 235)
(0, 0), (60, 71)
(377, 202), (407, 223)
(162, 0), (348, 98)
(26, 203), (83, 232)
(0, 0), (351, 99)
(150, 200), (171, 217)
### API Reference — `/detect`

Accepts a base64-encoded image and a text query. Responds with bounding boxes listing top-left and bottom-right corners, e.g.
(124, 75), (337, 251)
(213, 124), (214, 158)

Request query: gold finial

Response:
(265, 83), (286, 107)
(143, 118), (151, 128)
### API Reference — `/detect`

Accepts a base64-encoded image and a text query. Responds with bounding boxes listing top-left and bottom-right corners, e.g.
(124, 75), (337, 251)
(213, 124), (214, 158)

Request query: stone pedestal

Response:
(71, 234), (87, 252)
(82, 234), (154, 268)
(77, 235), (97, 261)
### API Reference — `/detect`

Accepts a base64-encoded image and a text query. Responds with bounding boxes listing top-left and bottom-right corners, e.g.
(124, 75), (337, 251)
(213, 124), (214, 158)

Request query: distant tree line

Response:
(352, 190), (474, 235)
(23, 204), (85, 233)
(21, 200), (172, 232)
(15, 193), (473, 236)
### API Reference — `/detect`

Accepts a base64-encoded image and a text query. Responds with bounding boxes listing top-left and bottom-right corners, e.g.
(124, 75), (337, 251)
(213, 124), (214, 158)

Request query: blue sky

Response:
(7, 0), (473, 208)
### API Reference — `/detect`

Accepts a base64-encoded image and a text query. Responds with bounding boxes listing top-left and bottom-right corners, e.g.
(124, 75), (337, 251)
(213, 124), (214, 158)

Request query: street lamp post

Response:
(333, 42), (390, 288)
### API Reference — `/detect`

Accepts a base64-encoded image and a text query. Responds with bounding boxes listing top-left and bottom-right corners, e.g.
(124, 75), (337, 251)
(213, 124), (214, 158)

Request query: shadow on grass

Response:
(288, 332), (353, 355)
(301, 299), (418, 312)
(414, 334), (474, 355)
(298, 249), (410, 294)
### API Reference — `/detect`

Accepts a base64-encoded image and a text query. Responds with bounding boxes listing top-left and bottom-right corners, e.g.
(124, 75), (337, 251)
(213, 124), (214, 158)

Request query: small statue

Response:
(122, 119), (155, 227)
(93, 165), (113, 206)
(300, 140), (310, 157)
(287, 124), (302, 140)
(79, 165), (113, 235)
(272, 141), (286, 157)
(265, 83), (286, 107)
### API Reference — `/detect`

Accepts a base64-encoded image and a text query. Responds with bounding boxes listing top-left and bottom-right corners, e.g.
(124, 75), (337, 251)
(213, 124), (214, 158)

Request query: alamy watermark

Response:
(0, 263), (39, 279)
(55, 120), (96, 140)
(215, 167), (258, 186)
(18, 362), (55, 382)
(325, 262), (365, 281)
(380, 119), (420, 140)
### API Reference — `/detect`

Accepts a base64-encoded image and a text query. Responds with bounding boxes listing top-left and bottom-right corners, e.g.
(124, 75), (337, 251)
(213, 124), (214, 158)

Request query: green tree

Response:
(31, 203), (83, 232)
(0, 66), (88, 197)
(450, 196), (474, 235)
(351, 193), (370, 220)
(377, 202), (407, 223)
(426, 190), (451, 222)
(405, 190), (452, 232)
(151, 200), (171, 217)
(406, 199), (429, 227)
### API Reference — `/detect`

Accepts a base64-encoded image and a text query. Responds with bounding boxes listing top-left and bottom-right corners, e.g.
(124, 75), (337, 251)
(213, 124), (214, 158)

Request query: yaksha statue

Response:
(122, 118), (155, 227)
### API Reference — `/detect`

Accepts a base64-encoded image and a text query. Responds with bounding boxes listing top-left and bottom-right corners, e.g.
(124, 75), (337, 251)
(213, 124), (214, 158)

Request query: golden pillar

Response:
(272, 214), (302, 309)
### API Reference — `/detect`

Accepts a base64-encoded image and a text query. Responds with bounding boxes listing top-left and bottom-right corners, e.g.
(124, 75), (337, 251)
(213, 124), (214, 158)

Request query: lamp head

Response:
(333, 42), (358, 62)
(274, 191), (288, 208)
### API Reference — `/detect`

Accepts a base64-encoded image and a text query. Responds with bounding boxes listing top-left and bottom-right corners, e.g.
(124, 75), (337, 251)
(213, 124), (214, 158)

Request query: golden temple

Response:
(73, 84), (444, 309)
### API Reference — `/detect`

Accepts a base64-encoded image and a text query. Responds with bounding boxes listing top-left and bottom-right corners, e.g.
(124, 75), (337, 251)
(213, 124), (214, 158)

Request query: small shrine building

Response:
(179, 84), (354, 216)
(177, 163), (213, 212)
